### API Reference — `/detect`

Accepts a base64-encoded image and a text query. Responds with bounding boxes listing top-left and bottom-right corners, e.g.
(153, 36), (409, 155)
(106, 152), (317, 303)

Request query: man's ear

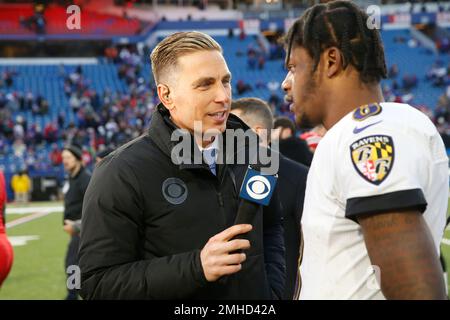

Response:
(324, 47), (343, 78)
(281, 127), (293, 139)
(157, 84), (174, 110)
(255, 125), (270, 143)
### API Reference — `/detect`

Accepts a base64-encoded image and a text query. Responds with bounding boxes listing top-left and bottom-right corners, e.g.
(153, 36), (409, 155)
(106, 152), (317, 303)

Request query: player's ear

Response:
(324, 47), (342, 78)
(157, 84), (174, 110)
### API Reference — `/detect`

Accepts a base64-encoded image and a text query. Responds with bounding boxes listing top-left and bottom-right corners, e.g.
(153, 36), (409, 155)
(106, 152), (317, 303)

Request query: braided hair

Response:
(285, 0), (387, 84)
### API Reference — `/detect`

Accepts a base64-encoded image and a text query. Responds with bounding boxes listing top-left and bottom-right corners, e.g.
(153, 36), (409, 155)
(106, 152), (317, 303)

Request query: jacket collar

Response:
(147, 104), (181, 159)
(69, 166), (85, 180)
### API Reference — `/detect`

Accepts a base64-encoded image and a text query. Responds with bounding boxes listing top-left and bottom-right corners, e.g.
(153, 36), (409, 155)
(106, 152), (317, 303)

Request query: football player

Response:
(283, 0), (448, 299)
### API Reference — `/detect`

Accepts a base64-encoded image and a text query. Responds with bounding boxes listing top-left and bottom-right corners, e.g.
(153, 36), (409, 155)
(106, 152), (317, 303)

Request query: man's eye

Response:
(199, 83), (212, 88)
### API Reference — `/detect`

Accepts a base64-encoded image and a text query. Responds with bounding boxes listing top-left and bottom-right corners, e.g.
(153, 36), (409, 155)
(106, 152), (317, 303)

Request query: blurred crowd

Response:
(382, 58), (450, 148)
(0, 45), (158, 183)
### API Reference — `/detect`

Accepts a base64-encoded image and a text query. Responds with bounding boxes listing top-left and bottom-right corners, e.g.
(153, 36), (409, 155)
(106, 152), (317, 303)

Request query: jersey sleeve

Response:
(337, 117), (429, 222)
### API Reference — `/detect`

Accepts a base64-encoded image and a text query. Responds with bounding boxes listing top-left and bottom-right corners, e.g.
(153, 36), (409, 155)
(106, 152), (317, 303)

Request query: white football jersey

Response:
(298, 102), (448, 300)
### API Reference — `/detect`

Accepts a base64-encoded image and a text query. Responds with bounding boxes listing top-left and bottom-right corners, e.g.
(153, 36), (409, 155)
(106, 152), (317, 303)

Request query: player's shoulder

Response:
(365, 102), (432, 127)
(332, 102), (437, 141)
(315, 102), (441, 170)
(378, 102), (436, 130)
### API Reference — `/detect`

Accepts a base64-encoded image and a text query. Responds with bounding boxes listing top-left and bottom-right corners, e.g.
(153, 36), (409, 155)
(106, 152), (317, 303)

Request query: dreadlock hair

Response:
(285, 0), (387, 84)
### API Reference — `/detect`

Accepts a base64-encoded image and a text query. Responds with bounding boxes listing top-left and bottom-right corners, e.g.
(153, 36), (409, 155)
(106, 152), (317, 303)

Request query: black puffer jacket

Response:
(79, 104), (285, 300)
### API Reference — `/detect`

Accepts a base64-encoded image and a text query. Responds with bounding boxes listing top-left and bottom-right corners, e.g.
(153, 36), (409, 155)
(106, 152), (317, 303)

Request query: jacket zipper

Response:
(217, 192), (224, 207)
(216, 165), (228, 229)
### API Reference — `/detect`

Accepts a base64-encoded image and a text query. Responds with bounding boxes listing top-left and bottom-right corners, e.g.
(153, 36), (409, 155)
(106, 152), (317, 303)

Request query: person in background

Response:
(272, 117), (313, 167)
(61, 143), (91, 300)
(11, 168), (31, 204)
(299, 125), (327, 153)
(63, 147), (114, 238)
(50, 144), (62, 167)
(95, 147), (114, 164)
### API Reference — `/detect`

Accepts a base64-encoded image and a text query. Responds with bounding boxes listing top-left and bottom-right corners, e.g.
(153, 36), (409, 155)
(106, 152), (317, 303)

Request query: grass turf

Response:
(0, 211), (69, 300)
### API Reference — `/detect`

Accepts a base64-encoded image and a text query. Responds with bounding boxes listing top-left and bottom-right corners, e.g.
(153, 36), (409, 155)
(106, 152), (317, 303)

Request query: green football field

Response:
(0, 202), (69, 299)
(0, 200), (450, 300)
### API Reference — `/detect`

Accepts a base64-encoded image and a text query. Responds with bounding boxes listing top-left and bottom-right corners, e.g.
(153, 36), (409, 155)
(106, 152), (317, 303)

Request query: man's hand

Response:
(200, 224), (252, 282)
(358, 210), (447, 300)
(63, 219), (76, 236)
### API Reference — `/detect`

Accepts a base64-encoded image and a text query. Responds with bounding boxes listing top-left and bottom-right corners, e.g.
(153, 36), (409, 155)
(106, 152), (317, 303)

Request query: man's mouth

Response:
(207, 111), (227, 122)
(284, 95), (294, 111)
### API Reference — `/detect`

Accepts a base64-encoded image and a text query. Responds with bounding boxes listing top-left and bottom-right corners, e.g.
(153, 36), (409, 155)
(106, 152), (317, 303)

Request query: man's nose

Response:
(282, 72), (292, 92)
(215, 83), (231, 104)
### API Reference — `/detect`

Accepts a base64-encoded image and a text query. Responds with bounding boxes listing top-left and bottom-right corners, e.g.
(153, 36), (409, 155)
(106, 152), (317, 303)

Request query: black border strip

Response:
(346, 188), (427, 222)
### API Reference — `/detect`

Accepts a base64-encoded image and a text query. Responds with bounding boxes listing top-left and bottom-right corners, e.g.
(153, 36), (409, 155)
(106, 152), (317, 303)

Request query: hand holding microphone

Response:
(200, 224), (252, 282)
(200, 166), (277, 282)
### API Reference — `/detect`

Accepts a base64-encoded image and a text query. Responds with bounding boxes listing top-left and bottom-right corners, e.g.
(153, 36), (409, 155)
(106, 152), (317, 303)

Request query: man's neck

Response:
(196, 135), (217, 150)
(70, 164), (81, 178)
(323, 82), (384, 130)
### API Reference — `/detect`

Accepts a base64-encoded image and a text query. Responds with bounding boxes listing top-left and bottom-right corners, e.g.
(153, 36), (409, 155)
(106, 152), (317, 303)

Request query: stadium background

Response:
(0, 0), (449, 299)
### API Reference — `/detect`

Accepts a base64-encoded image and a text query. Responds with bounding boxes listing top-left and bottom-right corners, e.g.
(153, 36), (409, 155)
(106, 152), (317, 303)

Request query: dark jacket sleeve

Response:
(79, 157), (208, 299)
(262, 187), (286, 299)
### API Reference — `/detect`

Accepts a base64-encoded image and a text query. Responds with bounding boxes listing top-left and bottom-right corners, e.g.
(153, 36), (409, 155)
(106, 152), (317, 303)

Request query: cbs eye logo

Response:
(246, 175), (271, 200)
(162, 177), (188, 205)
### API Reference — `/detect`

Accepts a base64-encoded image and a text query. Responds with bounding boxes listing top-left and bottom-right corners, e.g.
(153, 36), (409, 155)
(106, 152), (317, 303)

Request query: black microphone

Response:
(233, 165), (278, 240)
(220, 165), (278, 283)
(233, 200), (260, 226)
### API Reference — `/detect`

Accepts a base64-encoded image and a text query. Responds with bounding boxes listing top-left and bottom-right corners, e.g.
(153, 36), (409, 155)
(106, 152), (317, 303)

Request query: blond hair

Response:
(150, 31), (223, 84)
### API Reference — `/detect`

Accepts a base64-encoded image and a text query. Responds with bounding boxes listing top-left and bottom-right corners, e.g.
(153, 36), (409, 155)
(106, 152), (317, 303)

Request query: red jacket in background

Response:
(0, 170), (14, 286)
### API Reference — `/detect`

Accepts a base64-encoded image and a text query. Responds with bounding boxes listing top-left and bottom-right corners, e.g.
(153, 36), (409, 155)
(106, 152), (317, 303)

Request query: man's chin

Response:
(208, 126), (226, 137)
(193, 124), (225, 143)
(295, 113), (315, 130)
(204, 121), (227, 134)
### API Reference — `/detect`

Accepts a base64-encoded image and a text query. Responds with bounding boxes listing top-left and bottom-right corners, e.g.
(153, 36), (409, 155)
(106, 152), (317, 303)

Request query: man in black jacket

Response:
(272, 117), (313, 167)
(231, 97), (308, 299)
(78, 31), (285, 300)
(61, 143), (91, 300)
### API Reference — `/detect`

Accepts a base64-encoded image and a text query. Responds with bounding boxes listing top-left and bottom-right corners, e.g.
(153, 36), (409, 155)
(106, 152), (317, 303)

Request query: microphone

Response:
(217, 165), (278, 284)
(233, 165), (278, 239)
